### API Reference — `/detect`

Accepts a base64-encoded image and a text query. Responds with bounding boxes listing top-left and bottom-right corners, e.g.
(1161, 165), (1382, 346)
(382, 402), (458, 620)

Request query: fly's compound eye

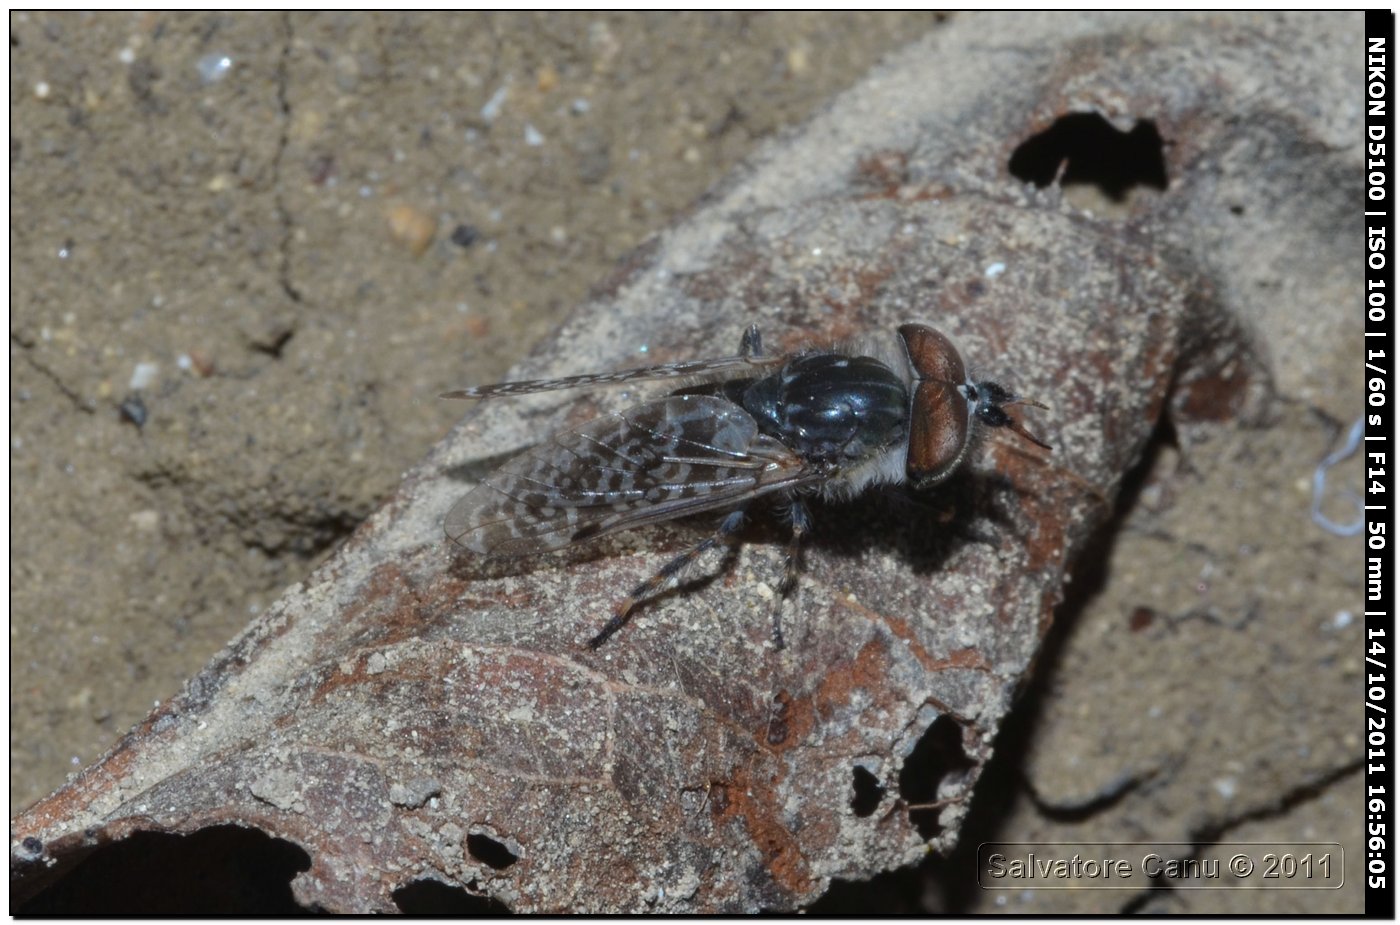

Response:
(898, 323), (966, 383)
(899, 324), (971, 488)
(899, 325), (1052, 489)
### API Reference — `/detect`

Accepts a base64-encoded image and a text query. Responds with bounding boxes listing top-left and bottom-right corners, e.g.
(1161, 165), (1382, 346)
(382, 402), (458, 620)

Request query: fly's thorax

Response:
(818, 438), (911, 500)
(740, 352), (909, 468)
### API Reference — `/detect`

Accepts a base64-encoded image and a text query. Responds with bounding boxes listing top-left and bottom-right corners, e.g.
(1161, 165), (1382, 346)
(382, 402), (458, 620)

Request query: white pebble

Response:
(480, 83), (509, 123)
(129, 362), (159, 390)
(196, 53), (233, 84)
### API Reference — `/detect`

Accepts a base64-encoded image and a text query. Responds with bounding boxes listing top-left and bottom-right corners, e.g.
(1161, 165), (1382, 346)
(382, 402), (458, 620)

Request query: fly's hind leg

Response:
(771, 499), (811, 650)
(587, 509), (747, 649)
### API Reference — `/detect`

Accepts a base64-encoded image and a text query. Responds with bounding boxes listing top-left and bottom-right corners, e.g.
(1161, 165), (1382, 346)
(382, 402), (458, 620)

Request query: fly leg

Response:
(740, 323), (764, 359)
(772, 499), (811, 650)
(588, 509), (747, 649)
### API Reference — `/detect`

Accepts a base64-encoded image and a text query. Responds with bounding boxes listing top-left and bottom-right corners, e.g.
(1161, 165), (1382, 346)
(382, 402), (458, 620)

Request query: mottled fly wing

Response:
(439, 352), (784, 400)
(445, 394), (818, 556)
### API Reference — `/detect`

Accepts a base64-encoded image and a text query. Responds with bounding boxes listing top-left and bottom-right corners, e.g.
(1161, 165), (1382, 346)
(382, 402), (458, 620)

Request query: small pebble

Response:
(119, 394), (148, 428)
(307, 153), (336, 186)
(524, 123), (544, 147)
(196, 53), (233, 85)
(450, 224), (479, 248)
(536, 65), (558, 93)
(128, 362), (158, 390)
(386, 203), (437, 256)
(787, 45), (810, 76)
(188, 347), (215, 377)
(480, 83), (509, 123)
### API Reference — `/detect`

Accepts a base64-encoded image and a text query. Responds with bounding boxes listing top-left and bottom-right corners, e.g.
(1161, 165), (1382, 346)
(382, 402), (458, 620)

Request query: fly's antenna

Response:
(968, 381), (1052, 451)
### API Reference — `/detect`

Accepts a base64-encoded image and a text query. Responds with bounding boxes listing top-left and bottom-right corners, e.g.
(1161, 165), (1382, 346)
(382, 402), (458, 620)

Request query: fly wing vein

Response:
(440, 352), (785, 400)
(445, 394), (813, 556)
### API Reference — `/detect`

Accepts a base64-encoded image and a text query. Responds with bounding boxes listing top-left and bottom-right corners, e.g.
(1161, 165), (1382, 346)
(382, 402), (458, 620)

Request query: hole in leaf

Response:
(1008, 112), (1167, 202)
(806, 863), (927, 914)
(393, 878), (512, 914)
(850, 765), (885, 817)
(897, 715), (976, 839)
(16, 825), (311, 914)
(466, 833), (519, 870)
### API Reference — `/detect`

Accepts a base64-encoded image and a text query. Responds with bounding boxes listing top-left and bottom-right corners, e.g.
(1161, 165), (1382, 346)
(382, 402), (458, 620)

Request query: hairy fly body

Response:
(441, 323), (1050, 649)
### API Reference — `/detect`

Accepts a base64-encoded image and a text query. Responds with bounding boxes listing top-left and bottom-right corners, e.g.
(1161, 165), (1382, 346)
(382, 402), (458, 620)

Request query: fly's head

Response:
(961, 378), (1053, 451)
(898, 323), (1051, 491)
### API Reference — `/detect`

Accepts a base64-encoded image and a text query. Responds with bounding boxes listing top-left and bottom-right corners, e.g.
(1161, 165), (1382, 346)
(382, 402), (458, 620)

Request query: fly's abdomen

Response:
(742, 354), (908, 465)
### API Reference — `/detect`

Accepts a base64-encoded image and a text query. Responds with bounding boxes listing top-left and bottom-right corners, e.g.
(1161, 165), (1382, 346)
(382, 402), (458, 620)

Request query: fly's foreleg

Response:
(587, 509), (747, 649)
(740, 324), (764, 359)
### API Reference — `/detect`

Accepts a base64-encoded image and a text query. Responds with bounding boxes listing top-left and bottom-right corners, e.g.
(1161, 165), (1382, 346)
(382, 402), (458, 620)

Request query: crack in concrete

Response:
(273, 12), (301, 306)
(11, 334), (96, 414)
(1118, 760), (1364, 912)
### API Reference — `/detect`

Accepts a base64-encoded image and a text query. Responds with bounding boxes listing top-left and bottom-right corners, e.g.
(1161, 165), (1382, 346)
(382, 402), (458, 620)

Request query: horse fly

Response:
(441, 323), (1050, 649)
